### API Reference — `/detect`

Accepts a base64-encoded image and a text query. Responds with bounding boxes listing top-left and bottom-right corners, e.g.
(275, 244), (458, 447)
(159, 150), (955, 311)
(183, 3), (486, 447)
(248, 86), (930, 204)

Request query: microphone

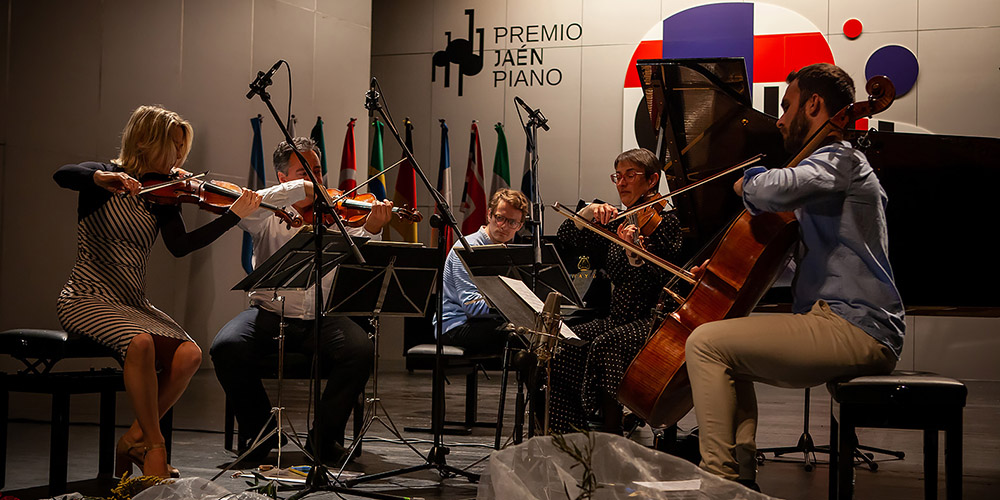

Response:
(364, 76), (380, 117)
(246, 60), (283, 99)
(514, 96), (550, 131)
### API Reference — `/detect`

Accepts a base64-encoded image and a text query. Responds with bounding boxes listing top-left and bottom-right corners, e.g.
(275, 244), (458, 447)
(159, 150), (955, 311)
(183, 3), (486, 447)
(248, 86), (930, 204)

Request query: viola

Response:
(140, 169), (303, 228)
(298, 188), (423, 227)
(625, 192), (667, 239)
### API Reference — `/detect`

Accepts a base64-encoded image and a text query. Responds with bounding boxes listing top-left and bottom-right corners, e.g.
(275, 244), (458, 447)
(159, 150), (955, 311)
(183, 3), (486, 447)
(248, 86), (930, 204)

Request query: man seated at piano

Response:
(210, 137), (393, 466)
(548, 148), (684, 435)
(434, 188), (531, 355)
(684, 63), (904, 491)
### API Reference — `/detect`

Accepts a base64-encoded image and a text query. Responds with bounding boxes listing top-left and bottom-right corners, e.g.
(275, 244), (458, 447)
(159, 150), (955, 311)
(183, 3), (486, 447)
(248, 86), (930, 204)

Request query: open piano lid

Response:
(637, 57), (1000, 316)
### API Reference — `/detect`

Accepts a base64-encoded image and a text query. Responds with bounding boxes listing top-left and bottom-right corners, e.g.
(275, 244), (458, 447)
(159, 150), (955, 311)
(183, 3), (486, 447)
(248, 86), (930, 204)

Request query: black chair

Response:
(222, 352), (364, 455)
(402, 343), (501, 435)
(0, 328), (172, 494)
(828, 371), (967, 500)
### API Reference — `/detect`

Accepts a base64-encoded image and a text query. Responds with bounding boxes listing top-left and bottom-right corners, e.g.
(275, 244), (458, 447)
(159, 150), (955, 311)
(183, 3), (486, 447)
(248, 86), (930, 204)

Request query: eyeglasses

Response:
(610, 170), (644, 184)
(491, 213), (524, 228)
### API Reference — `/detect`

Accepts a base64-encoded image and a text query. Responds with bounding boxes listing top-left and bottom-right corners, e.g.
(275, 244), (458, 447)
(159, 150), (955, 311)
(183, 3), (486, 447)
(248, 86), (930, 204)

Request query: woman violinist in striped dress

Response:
(54, 105), (262, 478)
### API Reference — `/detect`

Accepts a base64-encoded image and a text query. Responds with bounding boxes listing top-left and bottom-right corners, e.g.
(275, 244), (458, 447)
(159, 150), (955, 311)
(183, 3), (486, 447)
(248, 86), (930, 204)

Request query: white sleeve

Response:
(238, 180), (307, 234)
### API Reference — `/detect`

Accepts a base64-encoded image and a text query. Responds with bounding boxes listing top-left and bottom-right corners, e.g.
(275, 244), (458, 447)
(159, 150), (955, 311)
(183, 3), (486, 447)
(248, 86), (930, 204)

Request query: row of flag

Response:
(243, 116), (528, 273)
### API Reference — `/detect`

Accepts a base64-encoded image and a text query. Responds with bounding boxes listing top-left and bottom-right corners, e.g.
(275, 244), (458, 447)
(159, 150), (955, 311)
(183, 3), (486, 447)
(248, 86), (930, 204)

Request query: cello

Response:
(616, 76), (897, 428)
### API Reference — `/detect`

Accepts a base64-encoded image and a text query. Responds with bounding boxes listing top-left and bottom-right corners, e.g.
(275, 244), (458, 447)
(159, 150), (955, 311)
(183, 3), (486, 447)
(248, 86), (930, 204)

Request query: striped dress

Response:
(55, 162), (238, 363)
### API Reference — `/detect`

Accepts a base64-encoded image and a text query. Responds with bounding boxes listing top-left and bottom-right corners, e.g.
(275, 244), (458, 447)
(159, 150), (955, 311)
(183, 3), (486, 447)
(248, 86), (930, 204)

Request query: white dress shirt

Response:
(239, 179), (380, 319)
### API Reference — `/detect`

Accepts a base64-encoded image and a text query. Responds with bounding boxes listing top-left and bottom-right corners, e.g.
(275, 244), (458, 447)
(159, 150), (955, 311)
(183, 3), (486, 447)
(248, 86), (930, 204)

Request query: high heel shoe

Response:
(114, 435), (180, 478)
(140, 443), (174, 479)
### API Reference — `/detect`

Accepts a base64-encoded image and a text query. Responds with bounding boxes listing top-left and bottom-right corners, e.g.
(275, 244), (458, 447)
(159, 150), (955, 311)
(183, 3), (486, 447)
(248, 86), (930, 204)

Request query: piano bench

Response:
(0, 328), (170, 494)
(827, 371), (967, 500)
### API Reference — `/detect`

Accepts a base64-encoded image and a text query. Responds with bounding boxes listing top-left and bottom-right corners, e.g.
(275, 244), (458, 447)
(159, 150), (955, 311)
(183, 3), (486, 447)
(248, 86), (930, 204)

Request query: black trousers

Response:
(210, 307), (373, 452)
(442, 316), (511, 356)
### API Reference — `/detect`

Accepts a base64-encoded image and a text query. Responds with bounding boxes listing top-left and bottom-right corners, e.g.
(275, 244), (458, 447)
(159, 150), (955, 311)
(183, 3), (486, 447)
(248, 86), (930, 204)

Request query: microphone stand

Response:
(344, 78), (479, 488)
(515, 97), (548, 438)
(247, 62), (394, 500)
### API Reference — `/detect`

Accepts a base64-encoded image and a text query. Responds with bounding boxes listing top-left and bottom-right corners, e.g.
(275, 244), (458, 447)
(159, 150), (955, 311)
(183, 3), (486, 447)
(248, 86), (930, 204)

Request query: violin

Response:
(298, 188), (423, 227)
(140, 169), (303, 228)
(625, 192), (667, 239)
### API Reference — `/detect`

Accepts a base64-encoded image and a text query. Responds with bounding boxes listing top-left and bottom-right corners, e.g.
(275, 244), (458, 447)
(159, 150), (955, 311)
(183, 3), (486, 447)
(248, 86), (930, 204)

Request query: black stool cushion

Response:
(829, 370), (967, 407)
(0, 328), (115, 360)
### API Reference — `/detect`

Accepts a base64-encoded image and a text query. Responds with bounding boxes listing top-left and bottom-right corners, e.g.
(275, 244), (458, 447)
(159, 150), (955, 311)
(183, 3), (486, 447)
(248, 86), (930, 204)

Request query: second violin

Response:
(299, 187), (422, 227)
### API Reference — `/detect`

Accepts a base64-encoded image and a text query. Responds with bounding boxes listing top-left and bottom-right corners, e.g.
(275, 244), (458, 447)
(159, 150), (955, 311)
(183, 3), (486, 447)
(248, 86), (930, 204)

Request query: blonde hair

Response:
(113, 105), (193, 176)
(488, 188), (530, 221)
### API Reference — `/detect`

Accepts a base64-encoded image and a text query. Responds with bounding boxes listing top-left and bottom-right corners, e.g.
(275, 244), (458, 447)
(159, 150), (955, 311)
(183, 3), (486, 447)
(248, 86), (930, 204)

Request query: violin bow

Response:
(610, 154), (764, 223)
(551, 202), (696, 285)
(137, 171), (207, 195)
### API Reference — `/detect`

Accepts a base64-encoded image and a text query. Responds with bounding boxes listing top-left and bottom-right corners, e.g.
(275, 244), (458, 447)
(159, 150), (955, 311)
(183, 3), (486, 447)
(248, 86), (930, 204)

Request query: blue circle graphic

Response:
(865, 45), (919, 97)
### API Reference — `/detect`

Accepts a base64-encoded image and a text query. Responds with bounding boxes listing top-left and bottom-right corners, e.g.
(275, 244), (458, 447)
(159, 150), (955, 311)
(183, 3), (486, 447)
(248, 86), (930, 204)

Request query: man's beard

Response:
(783, 111), (809, 153)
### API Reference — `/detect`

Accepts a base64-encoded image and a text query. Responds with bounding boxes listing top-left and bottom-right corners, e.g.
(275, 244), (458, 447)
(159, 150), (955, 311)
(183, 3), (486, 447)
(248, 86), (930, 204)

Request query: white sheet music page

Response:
(498, 276), (580, 342)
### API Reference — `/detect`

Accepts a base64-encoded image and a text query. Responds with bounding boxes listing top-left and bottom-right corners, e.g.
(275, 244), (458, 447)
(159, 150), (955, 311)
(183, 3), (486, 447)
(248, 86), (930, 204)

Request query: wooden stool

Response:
(828, 371), (967, 500)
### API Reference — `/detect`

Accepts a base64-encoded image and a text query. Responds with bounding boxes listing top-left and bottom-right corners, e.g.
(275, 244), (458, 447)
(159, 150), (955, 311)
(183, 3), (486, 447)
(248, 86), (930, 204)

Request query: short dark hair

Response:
(614, 148), (661, 177)
(273, 137), (322, 175)
(786, 63), (855, 116)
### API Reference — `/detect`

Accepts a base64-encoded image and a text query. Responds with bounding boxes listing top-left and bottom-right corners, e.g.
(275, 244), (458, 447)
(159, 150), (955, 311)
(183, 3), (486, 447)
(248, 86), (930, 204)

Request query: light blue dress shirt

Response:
(742, 140), (905, 358)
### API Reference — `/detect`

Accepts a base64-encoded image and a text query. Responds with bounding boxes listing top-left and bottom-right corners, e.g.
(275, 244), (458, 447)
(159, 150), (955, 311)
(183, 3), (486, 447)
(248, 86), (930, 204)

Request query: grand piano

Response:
(634, 58), (1000, 315)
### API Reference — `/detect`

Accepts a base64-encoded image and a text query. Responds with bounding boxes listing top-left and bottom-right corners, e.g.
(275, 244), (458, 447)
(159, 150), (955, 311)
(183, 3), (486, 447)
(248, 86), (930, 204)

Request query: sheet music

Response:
(499, 276), (580, 342)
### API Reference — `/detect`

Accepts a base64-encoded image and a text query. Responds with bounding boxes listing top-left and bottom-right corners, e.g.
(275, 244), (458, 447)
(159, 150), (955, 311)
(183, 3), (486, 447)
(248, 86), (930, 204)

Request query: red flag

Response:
(389, 118), (418, 242)
(339, 118), (358, 191)
(460, 121), (487, 234)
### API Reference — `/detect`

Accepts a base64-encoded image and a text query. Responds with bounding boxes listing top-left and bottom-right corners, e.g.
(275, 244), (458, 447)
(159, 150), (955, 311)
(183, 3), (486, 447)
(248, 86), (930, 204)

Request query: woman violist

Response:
(548, 148), (683, 434)
(54, 105), (262, 478)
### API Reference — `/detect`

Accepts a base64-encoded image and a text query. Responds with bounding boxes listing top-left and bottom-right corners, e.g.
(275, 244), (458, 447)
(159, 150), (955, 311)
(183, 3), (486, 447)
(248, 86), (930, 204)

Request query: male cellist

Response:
(685, 63), (904, 492)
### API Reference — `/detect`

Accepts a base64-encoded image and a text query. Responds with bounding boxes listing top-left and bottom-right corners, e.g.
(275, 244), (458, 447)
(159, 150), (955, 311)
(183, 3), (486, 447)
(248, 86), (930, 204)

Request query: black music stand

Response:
(212, 231), (368, 483)
(464, 273), (584, 448)
(456, 243), (585, 308)
(320, 242), (445, 489)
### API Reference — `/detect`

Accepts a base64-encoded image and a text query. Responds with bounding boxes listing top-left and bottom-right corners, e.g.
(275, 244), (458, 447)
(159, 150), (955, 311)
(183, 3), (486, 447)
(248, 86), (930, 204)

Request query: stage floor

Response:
(3, 368), (998, 499)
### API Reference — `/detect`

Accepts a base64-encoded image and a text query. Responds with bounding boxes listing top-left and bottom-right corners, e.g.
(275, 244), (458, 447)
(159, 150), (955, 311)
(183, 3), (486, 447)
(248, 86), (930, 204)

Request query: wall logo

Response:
(433, 9), (583, 96)
(621, 1), (925, 149)
(432, 9), (484, 97)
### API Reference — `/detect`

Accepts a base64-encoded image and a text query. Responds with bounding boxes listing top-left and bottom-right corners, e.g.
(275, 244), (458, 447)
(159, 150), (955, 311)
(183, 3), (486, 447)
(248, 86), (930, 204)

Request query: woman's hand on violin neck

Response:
(617, 223), (638, 242)
(363, 200), (394, 233)
(94, 170), (141, 196)
(229, 188), (263, 218)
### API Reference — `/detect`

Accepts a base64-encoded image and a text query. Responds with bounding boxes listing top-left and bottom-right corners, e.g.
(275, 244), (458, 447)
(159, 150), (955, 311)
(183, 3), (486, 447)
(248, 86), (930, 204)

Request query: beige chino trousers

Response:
(684, 300), (897, 480)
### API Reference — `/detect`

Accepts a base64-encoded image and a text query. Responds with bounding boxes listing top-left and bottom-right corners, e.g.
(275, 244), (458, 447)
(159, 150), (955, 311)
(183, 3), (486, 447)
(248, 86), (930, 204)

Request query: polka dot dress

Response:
(547, 211), (682, 434)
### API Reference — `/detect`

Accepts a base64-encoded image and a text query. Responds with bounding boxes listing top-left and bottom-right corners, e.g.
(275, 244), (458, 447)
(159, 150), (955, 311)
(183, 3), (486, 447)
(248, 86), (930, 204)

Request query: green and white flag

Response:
(490, 122), (510, 197)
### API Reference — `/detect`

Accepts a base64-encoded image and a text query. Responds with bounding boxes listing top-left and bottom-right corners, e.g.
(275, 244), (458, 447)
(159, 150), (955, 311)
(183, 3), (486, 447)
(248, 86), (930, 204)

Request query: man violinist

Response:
(684, 63), (904, 491)
(210, 137), (393, 466)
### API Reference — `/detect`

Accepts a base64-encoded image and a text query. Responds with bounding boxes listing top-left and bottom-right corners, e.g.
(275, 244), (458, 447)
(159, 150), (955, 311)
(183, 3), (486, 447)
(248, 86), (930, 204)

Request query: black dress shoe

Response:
(237, 432), (288, 463)
(305, 438), (358, 467)
(736, 479), (761, 492)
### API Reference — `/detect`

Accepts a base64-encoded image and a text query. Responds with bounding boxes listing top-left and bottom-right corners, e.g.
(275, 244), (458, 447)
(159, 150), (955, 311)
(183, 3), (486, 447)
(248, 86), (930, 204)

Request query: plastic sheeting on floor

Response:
(479, 432), (781, 499)
(132, 477), (271, 500)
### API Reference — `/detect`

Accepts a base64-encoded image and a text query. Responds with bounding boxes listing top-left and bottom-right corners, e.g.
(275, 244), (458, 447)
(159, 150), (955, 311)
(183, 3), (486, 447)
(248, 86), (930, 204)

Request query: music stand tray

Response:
(456, 243), (585, 308)
(325, 241), (439, 317)
(232, 232), (370, 292)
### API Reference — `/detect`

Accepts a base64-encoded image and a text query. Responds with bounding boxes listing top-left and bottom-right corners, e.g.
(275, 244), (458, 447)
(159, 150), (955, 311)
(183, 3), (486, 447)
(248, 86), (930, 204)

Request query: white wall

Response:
(370, 0), (1000, 379)
(0, 0), (373, 370)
